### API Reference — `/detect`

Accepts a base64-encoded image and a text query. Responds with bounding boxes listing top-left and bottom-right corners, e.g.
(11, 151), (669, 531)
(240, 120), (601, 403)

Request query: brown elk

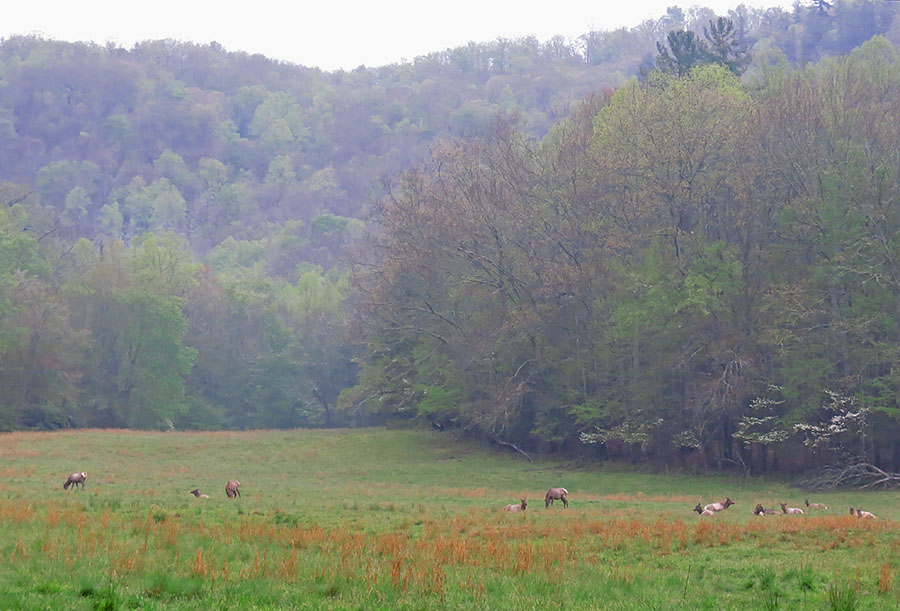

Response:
(545, 487), (568, 508)
(805, 498), (827, 510)
(694, 503), (715, 516)
(190, 489), (210, 499)
(754, 503), (777, 515)
(225, 480), (241, 498)
(703, 497), (734, 512)
(780, 502), (804, 514)
(504, 498), (527, 512)
(851, 507), (876, 519)
(63, 471), (87, 490)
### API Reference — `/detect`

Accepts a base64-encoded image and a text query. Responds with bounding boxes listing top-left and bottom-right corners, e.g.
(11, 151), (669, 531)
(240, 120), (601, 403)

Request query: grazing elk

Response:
(190, 489), (210, 499)
(694, 503), (715, 516)
(545, 487), (568, 508)
(225, 480), (241, 498)
(504, 498), (527, 512)
(704, 497), (734, 512)
(780, 502), (804, 514)
(63, 471), (87, 490)
(805, 498), (827, 510)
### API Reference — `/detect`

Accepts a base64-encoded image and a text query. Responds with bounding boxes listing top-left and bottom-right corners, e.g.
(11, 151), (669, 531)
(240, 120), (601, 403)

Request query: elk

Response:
(545, 487), (568, 508)
(851, 507), (876, 519)
(225, 480), (241, 498)
(63, 471), (87, 490)
(703, 497), (734, 512)
(504, 498), (527, 512)
(754, 503), (777, 515)
(780, 502), (804, 514)
(694, 503), (715, 516)
(805, 498), (827, 510)
(190, 489), (210, 499)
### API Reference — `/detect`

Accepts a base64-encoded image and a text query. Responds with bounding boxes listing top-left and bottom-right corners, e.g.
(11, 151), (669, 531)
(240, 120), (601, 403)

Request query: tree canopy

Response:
(1, 3), (900, 476)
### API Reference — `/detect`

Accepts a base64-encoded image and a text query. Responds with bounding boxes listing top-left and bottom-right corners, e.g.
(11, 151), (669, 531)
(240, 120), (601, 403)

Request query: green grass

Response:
(2, 428), (900, 609)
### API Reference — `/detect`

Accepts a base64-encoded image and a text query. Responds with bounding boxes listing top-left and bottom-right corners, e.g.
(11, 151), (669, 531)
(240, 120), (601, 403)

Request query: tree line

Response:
(2, 3), (900, 474)
(0, 2), (893, 258)
(0, 216), (355, 430)
(347, 36), (900, 473)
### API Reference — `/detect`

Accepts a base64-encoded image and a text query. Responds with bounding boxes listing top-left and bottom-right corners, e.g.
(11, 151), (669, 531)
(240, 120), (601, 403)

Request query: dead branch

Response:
(796, 458), (900, 490)
(493, 438), (534, 463)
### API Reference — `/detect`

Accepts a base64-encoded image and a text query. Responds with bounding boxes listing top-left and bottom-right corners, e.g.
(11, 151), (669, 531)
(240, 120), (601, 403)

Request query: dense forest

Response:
(2, 1), (900, 473)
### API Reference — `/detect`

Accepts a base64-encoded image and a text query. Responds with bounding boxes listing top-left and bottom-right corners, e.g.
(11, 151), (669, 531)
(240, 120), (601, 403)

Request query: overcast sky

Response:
(5, 1), (796, 71)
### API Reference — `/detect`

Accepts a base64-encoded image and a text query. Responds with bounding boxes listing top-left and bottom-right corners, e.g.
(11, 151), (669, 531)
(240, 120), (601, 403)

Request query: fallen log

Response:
(796, 459), (900, 490)
(493, 438), (534, 463)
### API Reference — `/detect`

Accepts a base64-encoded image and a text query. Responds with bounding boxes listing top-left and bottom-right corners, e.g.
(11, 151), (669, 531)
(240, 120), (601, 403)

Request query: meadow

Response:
(1, 428), (899, 609)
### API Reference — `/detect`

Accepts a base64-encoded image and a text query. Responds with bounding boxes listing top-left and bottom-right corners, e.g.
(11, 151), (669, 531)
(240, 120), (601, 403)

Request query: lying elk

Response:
(805, 498), (828, 510)
(63, 471), (87, 490)
(190, 489), (210, 499)
(704, 497), (734, 512)
(694, 503), (715, 516)
(545, 487), (568, 508)
(850, 507), (877, 519)
(504, 498), (527, 512)
(753, 503), (778, 516)
(225, 480), (241, 498)
(780, 502), (804, 515)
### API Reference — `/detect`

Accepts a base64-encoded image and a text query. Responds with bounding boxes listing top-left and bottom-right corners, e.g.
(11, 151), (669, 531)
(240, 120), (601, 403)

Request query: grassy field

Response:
(1, 428), (899, 609)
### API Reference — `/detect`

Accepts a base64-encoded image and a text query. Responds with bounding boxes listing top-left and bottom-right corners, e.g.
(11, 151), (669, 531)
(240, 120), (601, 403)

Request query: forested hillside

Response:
(2, 1), (900, 474)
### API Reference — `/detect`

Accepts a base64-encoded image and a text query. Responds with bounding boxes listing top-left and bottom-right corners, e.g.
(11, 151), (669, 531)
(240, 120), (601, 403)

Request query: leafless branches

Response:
(796, 458), (900, 490)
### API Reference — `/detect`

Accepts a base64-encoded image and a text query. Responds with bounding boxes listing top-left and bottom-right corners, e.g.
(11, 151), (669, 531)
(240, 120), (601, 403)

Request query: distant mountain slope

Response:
(0, 2), (896, 266)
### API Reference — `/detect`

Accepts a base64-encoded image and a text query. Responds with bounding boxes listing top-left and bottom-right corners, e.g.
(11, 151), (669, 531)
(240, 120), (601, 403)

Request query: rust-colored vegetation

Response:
(2, 495), (894, 601)
(1, 429), (898, 607)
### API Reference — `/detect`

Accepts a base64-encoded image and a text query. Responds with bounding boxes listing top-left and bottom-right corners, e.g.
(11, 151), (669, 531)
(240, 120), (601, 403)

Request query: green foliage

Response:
(347, 35), (900, 473)
(827, 581), (860, 611)
(703, 17), (752, 75)
(3, 14), (900, 475)
(145, 573), (204, 600)
(656, 30), (709, 76)
(206, 236), (267, 277)
(0, 206), (62, 429)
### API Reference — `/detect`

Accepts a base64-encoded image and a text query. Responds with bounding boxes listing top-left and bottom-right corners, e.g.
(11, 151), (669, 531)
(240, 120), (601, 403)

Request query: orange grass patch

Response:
(0, 499), (35, 524)
(0, 466), (36, 478)
(880, 563), (894, 593)
(5, 501), (900, 599)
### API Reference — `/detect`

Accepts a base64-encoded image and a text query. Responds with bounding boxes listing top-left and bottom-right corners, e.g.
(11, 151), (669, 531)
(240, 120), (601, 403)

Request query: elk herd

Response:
(691, 496), (879, 519)
(502, 487), (569, 512)
(60, 470), (881, 521)
(63, 471), (241, 499)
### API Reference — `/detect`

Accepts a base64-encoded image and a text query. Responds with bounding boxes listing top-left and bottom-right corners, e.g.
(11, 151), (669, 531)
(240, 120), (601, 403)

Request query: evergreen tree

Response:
(655, 30), (708, 76)
(809, 0), (833, 16)
(703, 17), (751, 76)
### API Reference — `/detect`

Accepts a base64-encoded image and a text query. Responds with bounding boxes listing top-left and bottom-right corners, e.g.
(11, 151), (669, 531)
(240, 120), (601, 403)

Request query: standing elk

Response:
(225, 480), (241, 498)
(190, 489), (210, 499)
(545, 487), (568, 508)
(504, 498), (527, 512)
(63, 471), (87, 490)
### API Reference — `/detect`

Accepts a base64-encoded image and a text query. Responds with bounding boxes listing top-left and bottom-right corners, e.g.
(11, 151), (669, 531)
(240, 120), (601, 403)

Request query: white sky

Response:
(4, 1), (796, 72)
